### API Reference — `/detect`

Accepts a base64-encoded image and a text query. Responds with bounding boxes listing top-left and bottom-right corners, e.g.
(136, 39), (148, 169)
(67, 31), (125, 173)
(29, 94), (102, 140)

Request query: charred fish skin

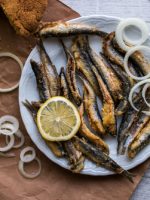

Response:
(72, 36), (101, 97)
(37, 38), (60, 97)
(73, 136), (134, 182)
(101, 54), (131, 115)
(22, 100), (64, 158)
(117, 97), (143, 154)
(38, 21), (107, 38)
(79, 103), (109, 154)
(83, 36), (123, 103)
(128, 120), (150, 159)
(60, 40), (82, 106)
(30, 60), (50, 101)
(92, 66), (116, 136)
(82, 78), (106, 135)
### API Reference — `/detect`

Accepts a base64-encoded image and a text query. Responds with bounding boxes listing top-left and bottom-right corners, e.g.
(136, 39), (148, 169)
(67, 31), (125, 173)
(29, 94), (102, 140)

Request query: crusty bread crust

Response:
(0, 0), (48, 36)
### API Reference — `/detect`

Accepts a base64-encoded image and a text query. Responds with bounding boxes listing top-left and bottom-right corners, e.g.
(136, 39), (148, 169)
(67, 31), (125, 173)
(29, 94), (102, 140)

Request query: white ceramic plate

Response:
(19, 15), (150, 176)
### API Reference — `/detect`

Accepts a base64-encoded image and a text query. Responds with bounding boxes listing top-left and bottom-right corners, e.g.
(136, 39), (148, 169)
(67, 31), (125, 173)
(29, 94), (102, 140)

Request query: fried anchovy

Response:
(71, 36), (100, 97)
(63, 140), (84, 173)
(112, 36), (150, 75)
(38, 21), (107, 38)
(79, 104), (109, 154)
(59, 67), (84, 172)
(22, 100), (64, 157)
(60, 40), (82, 105)
(73, 136), (134, 183)
(37, 38), (60, 96)
(117, 98), (147, 155)
(83, 36), (122, 103)
(82, 77), (105, 135)
(103, 32), (140, 86)
(30, 60), (50, 101)
(91, 64), (116, 136)
(59, 67), (70, 99)
(128, 120), (150, 159)
(101, 54), (130, 115)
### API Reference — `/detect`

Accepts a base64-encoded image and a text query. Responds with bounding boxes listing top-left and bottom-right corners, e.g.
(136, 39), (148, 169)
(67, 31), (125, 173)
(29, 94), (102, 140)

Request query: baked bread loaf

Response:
(0, 0), (48, 36)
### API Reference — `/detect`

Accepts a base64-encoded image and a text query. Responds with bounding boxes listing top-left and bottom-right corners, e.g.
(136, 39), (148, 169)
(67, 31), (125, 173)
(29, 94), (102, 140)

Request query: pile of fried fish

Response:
(24, 22), (150, 182)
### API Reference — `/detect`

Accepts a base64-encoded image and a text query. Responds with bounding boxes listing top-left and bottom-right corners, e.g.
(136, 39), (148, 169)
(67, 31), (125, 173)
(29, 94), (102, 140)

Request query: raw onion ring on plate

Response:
(129, 79), (150, 115)
(124, 45), (150, 80)
(115, 18), (149, 51)
(142, 83), (150, 107)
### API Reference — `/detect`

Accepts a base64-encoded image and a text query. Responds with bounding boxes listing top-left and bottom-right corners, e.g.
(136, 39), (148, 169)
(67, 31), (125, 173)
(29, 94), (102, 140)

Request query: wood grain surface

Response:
(61, 0), (150, 199)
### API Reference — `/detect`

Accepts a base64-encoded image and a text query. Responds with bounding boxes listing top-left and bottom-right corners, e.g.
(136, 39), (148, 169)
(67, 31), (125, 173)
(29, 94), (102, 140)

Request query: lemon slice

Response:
(37, 97), (81, 141)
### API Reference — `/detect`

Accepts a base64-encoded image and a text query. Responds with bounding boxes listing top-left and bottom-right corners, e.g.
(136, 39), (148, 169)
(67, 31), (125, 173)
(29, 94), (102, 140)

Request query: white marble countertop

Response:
(61, 0), (150, 199)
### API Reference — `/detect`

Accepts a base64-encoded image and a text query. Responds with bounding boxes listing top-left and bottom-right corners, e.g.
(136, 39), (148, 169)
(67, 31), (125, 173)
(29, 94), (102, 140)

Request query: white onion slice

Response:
(20, 146), (36, 163)
(0, 134), (15, 152)
(124, 45), (150, 80)
(0, 52), (23, 93)
(6, 130), (25, 149)
(129, 79), (150, 115)
(0, 123), (15, 135)
(142, 83), (150, 107)
(0, 115), (19, 135)
(115, 18), (149, 51)
(18, 157), (41, 179)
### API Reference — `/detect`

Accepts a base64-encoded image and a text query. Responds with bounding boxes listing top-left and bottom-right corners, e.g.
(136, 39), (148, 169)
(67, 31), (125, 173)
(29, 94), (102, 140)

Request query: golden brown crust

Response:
(1, 0), (48, 36)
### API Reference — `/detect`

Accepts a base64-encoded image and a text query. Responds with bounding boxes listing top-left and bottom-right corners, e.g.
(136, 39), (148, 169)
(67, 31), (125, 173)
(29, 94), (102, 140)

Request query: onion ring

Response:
(142, 83), (150, 107)
(20, 146), (36, 163)
(129, 79), (150, 115)
(0, 115), (19, 135)
(18, 157), (41, 179)
(115, 18), (149, 51)
(0, 52), (23, 93)
(124, 45), (150, 80)
(6, 130), (25, 149)
(0, 134), (15, 152)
